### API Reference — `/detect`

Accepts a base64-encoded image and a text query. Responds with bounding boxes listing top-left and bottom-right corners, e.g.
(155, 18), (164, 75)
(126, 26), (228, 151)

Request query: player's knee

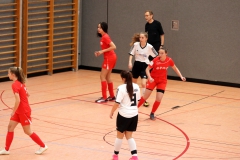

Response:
(7, 124), (15, 132)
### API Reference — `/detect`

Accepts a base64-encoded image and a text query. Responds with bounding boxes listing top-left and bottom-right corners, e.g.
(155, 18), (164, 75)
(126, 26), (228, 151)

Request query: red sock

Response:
(101, 81), (107, 99)
(30, 132), (45, 147)
(151, 101), (161, 113)
(5, 132), (14, 151)
(108, 82), (114, 97)
(138, 97), (145, 108)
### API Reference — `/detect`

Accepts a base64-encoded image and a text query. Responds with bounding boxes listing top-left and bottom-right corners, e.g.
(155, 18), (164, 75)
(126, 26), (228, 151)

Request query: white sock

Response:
(128, 138), (137, 156)
(114, 138), (122, 154)
(142, 88), (145, 96)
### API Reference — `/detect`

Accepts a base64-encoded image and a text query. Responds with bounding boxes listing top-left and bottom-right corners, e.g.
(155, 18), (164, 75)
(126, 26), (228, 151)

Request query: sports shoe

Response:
(106, 96), (116, 101)
(143, 101), (149, 107)
(150, 113), (156, 120)
(129, 156), (138, 160)
(0, 148), (10, 155)
(95, 97), (107, 103)
(112, 154), (118, 160)
(35, 145), (48, 155)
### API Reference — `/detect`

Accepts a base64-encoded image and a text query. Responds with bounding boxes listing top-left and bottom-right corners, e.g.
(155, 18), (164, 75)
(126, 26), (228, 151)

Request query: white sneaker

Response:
(35, 145), (48, 155)
(0, 148), (10, 155)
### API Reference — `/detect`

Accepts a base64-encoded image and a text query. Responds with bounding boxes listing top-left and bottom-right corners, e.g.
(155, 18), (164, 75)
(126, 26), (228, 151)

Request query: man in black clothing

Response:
(143, 10), (165, 107)
(145, 10), (165, 52)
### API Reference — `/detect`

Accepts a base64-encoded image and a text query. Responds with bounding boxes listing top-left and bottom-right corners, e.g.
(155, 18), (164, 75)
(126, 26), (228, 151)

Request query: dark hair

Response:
(160, 48), (168, 53)
(97, 22), (108, 37)
(9, 67), (26, 84)
(120, 70), (133, 99)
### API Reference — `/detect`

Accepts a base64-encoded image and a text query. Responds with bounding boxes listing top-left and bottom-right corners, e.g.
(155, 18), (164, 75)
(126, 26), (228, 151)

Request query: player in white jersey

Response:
(110, 70), (140, 160)
(128, 32), (158, 107)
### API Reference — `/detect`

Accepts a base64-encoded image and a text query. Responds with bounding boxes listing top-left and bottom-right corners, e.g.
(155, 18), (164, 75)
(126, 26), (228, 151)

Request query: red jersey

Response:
(149, 56), (174, 82)
(100, 34), (116, 59)
(12, 80), (31, 114)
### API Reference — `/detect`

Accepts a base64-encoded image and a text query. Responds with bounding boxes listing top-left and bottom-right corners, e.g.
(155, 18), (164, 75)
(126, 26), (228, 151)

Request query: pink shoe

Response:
(112, 154), (118, 160)
(129, 156), (138, 160)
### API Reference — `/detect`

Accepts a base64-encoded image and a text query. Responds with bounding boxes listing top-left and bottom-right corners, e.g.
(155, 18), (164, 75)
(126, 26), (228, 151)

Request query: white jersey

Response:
(129, 42), (158, 64)
(116, 83), (141, 118)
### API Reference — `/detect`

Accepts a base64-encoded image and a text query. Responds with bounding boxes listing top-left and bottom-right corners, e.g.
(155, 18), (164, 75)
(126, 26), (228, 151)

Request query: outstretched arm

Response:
(171, 65), (186, 81)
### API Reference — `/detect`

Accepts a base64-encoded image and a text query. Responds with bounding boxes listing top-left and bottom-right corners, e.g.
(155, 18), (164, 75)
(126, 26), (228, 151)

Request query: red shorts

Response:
(10, 112), (32, 126)
(146, 78), (167, 91)
(102, 54), (117, 70)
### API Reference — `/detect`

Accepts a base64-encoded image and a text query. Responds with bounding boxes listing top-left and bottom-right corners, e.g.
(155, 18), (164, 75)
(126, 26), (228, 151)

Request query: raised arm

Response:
(171, 65), (186, 81)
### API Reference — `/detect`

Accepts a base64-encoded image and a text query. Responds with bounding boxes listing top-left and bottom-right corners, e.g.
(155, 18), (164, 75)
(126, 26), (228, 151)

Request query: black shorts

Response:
(132, 61), (148, 79)
(116, 113), (138, 133)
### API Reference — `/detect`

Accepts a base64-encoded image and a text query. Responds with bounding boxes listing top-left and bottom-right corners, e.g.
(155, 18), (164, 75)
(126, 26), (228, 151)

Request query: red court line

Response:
(139, 111), (190, 160)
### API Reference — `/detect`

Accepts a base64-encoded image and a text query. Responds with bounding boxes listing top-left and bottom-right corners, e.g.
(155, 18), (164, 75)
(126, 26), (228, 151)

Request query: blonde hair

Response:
(9, 67), (26, 84)
(129, 32), (148, 46)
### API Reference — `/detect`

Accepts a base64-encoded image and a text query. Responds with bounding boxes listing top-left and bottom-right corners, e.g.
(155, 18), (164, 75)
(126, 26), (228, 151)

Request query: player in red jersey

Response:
(95, 22), (117, 103)
(0, 67), (48, 155)
(138, 49), (186, 120)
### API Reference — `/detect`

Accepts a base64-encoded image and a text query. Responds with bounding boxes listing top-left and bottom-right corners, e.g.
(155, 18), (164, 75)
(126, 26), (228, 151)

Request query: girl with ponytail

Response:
(0, 67), (48, 155)
(109, 70), (141, 160)
(128, 32), (159, 107)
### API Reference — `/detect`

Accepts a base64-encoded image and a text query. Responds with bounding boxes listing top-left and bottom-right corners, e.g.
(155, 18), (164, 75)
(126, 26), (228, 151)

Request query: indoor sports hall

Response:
(0, 0), (239, 160)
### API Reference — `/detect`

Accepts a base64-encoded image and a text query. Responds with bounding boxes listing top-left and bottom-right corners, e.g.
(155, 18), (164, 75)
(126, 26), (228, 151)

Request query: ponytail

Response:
(120, 70), (133, 99)
(9, 67), (26, 84)
(129, 32), (148, 46)
(129, 33), (140, 46)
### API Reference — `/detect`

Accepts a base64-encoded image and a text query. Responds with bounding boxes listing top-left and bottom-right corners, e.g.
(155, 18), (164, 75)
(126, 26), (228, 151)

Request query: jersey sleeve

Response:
(157, 21), (164, 35)
(129, 43), (137, 56)
(12, 83), (20, 94)
(102, 34), (112, 45)
(115, 87), (124, 104)
(169, 58), (175, 67)
(149, 44), (158, 58)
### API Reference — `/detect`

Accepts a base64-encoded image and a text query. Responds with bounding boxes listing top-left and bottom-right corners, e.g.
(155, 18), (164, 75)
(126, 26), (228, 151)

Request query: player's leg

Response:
(96, 67), (108, 103)
(112, 113), (126, 160)
(150, 91), (164, 120)
(125, 114), (138, 160)
(140, 74), (150, 107)
(106, 69), (115, 101)
(138, 79), (155, 107)
(150, 81), (166, 120)
(19, 112), (47, 154)
(106, 57), (117, 101)
(131, 61), (141, 84)
(0, 120), (18, 155)
(23, 125), (48, 154)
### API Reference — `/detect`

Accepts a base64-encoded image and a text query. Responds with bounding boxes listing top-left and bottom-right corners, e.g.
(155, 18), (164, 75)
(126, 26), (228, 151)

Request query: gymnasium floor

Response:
(0, 69), (239, 160)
